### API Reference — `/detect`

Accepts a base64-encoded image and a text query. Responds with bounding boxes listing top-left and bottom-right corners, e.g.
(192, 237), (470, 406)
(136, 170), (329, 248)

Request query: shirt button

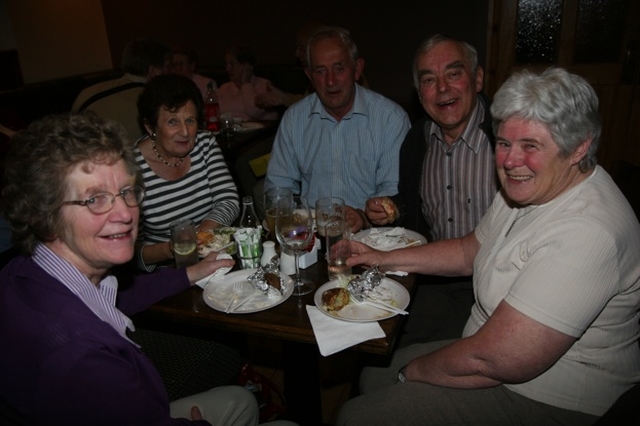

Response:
(446, 185), (452, 190)
(446, 152), (452, 157)
(448, 218), (453, 223)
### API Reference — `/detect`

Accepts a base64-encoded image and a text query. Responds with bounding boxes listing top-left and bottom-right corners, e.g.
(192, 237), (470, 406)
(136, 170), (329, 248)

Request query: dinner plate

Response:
(203, 269), (293, 314)
(313, 278), (410, 322)
(234, 122), (264, 133)
(353, 227), (427, 251)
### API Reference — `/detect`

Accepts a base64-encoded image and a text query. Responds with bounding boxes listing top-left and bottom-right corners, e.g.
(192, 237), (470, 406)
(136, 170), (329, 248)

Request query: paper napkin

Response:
(306, 305), (385, 357)
(195, 253), (233, 288)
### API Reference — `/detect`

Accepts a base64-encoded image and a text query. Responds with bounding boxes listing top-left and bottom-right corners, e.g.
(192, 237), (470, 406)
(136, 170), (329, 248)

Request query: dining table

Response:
(133, 252), (417, 425)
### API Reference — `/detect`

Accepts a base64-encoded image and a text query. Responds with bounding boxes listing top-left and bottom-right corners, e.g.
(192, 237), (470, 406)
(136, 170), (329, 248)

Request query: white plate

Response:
(203, 269), (293, 314)
(234, 122), (264, 133)
(353, 227), (427, 251)
(313, 278), (410, 322)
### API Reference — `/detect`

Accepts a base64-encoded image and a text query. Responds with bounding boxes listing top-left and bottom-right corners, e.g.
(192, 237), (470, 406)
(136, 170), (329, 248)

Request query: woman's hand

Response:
(185, 252), (235, 284)
(346, 240), (384, 269)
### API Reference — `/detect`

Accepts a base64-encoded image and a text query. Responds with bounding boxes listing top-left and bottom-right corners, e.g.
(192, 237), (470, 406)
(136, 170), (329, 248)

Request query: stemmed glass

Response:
(275, 196), (314, 296)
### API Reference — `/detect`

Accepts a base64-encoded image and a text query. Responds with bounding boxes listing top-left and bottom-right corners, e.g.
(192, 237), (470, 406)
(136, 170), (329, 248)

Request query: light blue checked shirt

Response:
(265, 84), (410, 209)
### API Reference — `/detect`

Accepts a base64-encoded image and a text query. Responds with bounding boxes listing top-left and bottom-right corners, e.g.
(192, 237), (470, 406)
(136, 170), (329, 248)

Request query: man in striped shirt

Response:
(366, 35), (498, 346)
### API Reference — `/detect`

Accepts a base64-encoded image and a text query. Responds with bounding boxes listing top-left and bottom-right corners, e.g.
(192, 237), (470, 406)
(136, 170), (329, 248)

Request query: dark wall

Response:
(101, 0), (489, 118)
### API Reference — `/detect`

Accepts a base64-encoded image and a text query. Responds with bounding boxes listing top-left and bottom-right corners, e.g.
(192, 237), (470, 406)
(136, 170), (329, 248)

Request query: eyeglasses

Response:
(62, 186), (145, 215)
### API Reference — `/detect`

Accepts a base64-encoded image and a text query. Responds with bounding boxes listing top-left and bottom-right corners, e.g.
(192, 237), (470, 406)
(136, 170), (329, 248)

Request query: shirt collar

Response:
(429, 98), (485, 152)
(309, 84), (368, 121)
(33, 244), (136, 341)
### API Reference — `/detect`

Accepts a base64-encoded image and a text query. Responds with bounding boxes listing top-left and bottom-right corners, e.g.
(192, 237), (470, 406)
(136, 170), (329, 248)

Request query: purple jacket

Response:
(0, 255), (209, 425)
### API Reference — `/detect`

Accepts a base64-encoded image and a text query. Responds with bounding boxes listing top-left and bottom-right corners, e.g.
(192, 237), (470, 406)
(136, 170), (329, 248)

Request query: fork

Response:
(349, 294), (408, 315)
(225, 282), (243, 313)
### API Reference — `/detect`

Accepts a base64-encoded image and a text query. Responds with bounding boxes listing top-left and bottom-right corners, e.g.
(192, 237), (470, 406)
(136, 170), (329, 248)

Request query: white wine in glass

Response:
(275, 196), (314, 296)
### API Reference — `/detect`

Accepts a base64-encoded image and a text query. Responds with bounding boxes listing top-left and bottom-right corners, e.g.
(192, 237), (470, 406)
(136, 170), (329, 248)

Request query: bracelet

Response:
(397, 364), (408, 383)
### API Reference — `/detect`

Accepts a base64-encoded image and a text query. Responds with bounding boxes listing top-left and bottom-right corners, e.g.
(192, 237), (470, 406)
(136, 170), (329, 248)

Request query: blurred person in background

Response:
(170, 45), (217, 100)
(72, 38), (171, 142)
(217, 45), (279, 121)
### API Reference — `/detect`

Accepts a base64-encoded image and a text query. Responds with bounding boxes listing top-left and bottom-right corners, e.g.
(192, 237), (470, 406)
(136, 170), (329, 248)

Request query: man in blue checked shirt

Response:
(264, 26), (410, 232)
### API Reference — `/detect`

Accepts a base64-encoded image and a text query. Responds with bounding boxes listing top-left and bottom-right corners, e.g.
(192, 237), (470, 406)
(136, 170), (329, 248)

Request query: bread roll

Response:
(322, 287), (350, 311)
(380, 198), (397, 222)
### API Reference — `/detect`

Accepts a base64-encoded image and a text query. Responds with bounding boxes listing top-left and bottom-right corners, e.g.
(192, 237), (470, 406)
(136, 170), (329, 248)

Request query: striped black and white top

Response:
(134, 130), (240, 246)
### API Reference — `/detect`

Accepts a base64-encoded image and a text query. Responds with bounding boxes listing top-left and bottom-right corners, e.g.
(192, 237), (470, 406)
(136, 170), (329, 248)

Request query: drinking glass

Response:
(315, 197), (345, 255)
(264, 188), (293, 240)
(325, 217), (352, 279)
(170, 219), (198, 268)
(275, 196), (314, 296)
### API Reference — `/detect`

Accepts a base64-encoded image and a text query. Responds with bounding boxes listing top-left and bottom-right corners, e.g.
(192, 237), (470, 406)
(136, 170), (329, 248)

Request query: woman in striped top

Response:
(135, 74), (239, 271)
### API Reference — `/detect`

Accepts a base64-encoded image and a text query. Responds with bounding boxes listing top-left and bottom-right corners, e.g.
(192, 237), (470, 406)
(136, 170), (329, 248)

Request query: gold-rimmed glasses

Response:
(61, 186), (145, 215)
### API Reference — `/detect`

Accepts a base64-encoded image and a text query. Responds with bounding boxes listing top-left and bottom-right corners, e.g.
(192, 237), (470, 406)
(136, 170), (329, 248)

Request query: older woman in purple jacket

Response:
(0, 112), (295, 426)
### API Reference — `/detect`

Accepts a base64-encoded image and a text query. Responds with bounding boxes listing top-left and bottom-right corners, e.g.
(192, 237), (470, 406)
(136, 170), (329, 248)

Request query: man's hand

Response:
(365, 197), (397, 226)
(345, 205), (369, 232)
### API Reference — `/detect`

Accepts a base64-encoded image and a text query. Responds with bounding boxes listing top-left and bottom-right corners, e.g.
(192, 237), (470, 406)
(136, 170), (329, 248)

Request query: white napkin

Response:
(306, 305), (385, 357)
(195, 253), (233, 288)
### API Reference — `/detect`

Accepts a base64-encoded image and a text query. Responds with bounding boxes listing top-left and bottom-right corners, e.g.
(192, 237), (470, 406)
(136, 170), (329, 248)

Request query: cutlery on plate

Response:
(217, 241), (236, 252)
(232, 292), (258, 312)
(403, 240), (421, 248)
(225, 282), (243, 313)
(349, 294), (408, 315)
(366, 297), (408, 315)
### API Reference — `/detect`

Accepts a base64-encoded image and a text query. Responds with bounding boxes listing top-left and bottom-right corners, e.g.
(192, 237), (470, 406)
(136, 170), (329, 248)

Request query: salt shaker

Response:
(279, 247), (297, 275)
(260, 241), (277, 267)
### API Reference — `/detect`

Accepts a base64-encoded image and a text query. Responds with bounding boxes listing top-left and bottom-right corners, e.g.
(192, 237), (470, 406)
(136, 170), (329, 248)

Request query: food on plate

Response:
(264, 272), (281, 291)
(248, 266), (285, 297)
(197, 227), (237, 256)
(380, 197), (397, 222)
(347, 266), (385, 301)
(322, 287), (350, 312)
(197, 230), (215, 244)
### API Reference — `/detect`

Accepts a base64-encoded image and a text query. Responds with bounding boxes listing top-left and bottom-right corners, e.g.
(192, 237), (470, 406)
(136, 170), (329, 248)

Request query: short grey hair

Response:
(490, 67), (601, 172)
(306, 26), (359, 68)
(413, 34), (479, 90)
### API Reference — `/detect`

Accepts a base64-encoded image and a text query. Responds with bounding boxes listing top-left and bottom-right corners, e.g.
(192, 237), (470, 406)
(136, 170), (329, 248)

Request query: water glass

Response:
(325, 218), (352, 279)
(170, 219), (198, 268)
(315, 197), (345, 254)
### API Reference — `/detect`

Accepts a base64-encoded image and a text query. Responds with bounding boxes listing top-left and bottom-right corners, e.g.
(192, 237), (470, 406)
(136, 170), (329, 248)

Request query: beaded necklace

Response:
(151, 139), (185, 168)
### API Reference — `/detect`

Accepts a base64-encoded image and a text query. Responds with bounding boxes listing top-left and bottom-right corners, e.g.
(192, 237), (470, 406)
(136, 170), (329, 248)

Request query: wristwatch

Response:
(397, 364), (408, 383)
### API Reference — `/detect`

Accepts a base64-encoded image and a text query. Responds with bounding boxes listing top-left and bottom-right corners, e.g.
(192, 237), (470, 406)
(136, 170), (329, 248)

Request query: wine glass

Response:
(275, 196), (314, 296)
